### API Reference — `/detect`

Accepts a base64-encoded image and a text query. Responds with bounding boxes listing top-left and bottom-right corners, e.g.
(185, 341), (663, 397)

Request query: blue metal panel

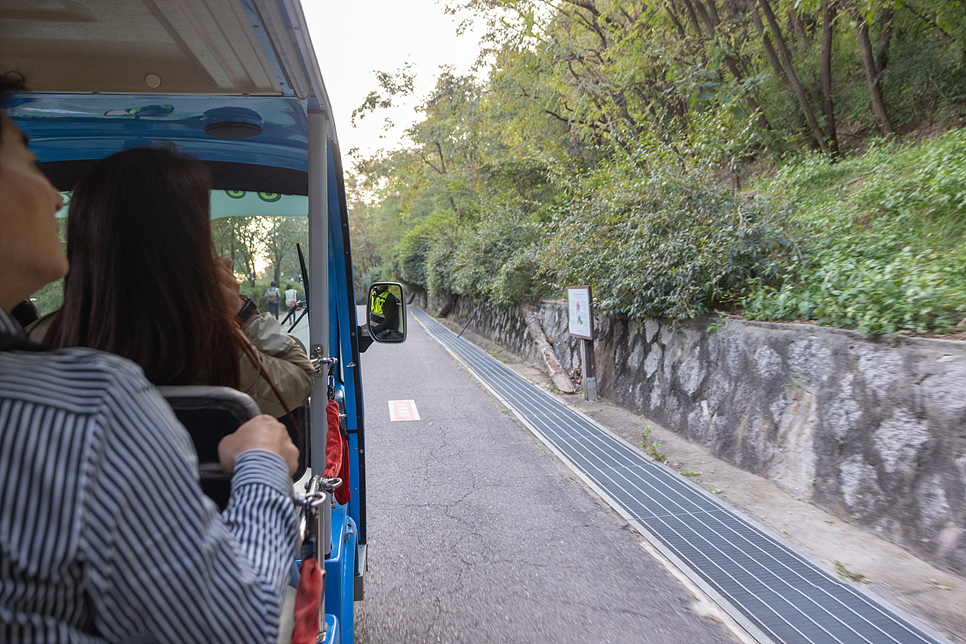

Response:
(325, 142), (363, 542)
(7, 95), (309, 169)
(324, 505), (356, 644)
(341, 518), (357, 644)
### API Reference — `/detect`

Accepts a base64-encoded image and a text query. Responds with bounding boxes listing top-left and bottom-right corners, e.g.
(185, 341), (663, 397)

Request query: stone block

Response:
(873, 408), (930, 475)
(839, 454), (882, 515)
(768, 388), (817, 500)
(824, 373), (862, 442)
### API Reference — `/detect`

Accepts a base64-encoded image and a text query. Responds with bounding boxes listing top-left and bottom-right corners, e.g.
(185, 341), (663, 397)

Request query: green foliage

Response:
(706, 314), (726, 334)
(263, 216), (309, 287)
(30, 218), (67, 315)
(444, 200), (547, 308)
(544, 154), (793, 321)
(640, 427), (666, 462)
(31, 280), (64, 317)
(239, 281), (300, 312)
(394, 212), (458, 293)
(834, 561), (868, 583)
(347, 0), (966, 337)
(745, 129), (966, 334)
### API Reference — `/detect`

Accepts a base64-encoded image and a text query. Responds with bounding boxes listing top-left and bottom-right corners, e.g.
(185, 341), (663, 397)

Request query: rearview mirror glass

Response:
(367, 282), (407, 343)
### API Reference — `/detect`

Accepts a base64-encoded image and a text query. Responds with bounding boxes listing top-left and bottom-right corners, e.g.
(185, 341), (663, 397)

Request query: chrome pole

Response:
(308, 108), (329, 476)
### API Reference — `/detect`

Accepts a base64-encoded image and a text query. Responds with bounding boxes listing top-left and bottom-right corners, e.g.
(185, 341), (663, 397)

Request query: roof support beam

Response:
(307, 107), (329, 475)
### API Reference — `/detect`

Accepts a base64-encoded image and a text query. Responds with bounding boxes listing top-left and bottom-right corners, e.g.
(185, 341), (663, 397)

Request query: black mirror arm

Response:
(358, 325), (374, 353)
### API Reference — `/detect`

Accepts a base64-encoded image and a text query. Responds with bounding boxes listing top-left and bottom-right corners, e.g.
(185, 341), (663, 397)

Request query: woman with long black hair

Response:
(30, 146), (313, 417)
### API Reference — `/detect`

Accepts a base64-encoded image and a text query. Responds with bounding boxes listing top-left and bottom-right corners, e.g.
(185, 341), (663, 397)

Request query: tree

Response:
(212, 216), (264, 286)
(264, 217), (309, 287)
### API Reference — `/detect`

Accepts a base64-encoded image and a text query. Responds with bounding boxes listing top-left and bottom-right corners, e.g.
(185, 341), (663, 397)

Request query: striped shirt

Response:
(0, 308), (297, 644)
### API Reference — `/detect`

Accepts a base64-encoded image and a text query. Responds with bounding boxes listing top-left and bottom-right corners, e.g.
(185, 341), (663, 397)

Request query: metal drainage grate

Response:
(412, 308), (948, 644)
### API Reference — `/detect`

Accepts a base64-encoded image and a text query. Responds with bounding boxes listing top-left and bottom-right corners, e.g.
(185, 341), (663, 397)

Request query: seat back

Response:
(159, 385), (260, 462)
(158, 385), (260, 509)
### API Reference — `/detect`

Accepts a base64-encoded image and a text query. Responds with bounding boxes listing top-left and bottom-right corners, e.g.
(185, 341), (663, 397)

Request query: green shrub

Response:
(543, 155), (793, 321)
(393, 212), (457, 292)
(744, 129), (966, 334)
(446, 201), (546, 309)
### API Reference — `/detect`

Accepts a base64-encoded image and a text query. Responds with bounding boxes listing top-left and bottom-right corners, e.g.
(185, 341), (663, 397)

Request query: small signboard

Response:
(567, 286), (594, 340)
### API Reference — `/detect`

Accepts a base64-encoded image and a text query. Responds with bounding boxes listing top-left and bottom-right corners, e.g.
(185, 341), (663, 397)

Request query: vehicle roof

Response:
(0, 0), (336, 194)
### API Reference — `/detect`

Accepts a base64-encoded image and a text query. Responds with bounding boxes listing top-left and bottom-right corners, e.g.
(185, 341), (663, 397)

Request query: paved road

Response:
(353, 310), (735, 644)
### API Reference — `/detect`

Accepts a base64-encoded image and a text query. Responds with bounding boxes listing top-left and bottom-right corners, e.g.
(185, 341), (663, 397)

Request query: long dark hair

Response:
(44, 147), (242, 386)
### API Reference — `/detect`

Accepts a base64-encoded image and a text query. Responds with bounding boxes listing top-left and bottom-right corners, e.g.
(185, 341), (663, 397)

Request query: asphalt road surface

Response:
(353, 309), (736, 644)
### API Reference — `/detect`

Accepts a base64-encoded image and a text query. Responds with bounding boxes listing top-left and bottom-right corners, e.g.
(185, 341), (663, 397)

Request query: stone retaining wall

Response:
(426, 297), (966, 575)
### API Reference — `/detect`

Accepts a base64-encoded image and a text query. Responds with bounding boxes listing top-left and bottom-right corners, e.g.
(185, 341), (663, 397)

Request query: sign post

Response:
(567, 286), (597, 402)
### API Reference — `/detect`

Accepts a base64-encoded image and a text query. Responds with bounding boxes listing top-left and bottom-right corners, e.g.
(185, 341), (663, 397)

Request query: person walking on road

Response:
(264, 281), (281, 319)
(284, 284), (298, 314)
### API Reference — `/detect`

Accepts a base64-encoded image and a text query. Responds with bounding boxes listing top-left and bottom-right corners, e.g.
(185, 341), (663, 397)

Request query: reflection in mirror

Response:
(367, 282), (407, 343)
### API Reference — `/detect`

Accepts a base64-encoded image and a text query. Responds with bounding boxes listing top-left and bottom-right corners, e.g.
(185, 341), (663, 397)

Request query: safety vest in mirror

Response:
(371, 291), (388, 315)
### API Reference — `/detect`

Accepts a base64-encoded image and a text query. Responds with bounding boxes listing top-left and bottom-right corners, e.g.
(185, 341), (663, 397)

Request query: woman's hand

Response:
(215, 257), (243, 315)
(218, 414), (300, 475)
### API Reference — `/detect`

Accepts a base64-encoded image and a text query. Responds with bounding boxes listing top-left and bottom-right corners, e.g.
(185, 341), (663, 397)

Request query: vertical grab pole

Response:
(308, 108), (329, 476)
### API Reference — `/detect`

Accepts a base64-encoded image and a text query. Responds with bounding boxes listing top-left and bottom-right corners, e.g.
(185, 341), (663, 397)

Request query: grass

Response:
(834, 561), (869, 583)
(640, 427), (666, 462)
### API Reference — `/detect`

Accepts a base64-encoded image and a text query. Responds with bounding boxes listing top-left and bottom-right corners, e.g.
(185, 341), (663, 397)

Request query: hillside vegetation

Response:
(350, 0), (966, 335)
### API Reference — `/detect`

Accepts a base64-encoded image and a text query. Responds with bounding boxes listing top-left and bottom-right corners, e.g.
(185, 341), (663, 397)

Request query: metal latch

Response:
(310, 345), (337, 375)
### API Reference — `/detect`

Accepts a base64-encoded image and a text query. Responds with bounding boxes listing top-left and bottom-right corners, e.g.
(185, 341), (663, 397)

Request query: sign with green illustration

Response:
(567, 286), (594, 340)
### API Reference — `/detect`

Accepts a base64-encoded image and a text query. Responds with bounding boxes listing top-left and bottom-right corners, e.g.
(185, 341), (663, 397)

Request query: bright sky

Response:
(303, 1), (485, 167)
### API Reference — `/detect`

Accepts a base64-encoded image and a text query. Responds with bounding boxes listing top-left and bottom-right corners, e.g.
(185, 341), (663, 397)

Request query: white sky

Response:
(302, 1), (485, 167)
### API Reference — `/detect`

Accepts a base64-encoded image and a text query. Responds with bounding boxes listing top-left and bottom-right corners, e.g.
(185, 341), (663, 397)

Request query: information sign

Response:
(567, 286), (594, 340)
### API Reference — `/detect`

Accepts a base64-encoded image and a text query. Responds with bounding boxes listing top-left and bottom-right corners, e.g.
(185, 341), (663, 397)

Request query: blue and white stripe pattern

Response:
(0, 308), (297, 644)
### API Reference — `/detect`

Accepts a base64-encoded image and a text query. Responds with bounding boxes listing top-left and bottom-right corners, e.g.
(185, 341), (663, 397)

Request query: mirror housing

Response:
(366, 282), (407, 344)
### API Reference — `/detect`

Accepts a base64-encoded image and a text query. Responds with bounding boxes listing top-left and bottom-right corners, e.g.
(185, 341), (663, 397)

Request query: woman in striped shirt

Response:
(0, 80), (300, 644)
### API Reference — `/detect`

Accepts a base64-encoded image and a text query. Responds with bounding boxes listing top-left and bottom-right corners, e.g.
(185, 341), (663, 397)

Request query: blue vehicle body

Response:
(2, 1), (374, 641)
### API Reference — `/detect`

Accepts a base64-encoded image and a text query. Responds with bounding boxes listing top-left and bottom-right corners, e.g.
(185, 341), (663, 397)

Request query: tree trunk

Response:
(693, 0), (770, 130)
(755, 0), (829, 151)
(688, 0), (714, 31)
(875, 7), (892, 76)
(851, 6), (893, 135)
(519, 304), (577, 394)
(663, 2), (689, 38)
(723, 56), (773, 130)
(705, 0), (721, 27)
(745, 0), (790, 92)
(819, 0), (841, 158)
(677, 0), (705, 35)
(787, 7), (808, 62)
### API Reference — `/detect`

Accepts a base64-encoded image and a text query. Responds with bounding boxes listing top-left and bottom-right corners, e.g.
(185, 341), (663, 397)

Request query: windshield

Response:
(38, 192), (309, 319)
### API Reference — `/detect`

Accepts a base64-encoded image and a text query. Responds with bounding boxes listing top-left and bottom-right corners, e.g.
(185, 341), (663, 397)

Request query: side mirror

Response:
(366, 282), (407, 344)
